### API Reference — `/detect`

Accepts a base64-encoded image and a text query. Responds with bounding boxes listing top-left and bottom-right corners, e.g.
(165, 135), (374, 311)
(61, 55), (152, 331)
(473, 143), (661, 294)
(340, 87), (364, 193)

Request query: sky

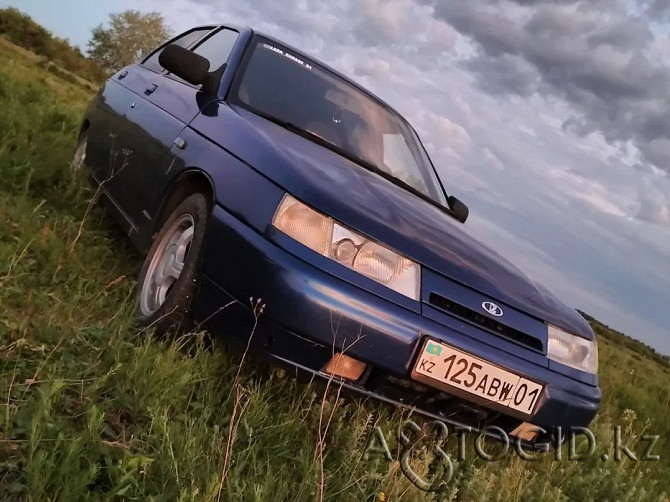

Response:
(4, 0), (669, 354)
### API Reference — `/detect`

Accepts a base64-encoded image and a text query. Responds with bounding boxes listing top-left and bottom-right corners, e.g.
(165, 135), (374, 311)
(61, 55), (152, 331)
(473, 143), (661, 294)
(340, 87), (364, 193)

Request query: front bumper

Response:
(196, 204), (601, 439)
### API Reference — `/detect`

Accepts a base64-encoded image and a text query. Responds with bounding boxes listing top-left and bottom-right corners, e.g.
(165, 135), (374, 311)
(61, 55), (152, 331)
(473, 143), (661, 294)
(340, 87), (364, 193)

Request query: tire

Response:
(136, 192), (209, 335)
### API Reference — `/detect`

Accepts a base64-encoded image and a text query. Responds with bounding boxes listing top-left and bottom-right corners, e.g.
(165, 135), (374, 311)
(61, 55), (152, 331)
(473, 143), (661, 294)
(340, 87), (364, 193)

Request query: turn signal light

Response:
(322, 353), (367, 381)
(510, 422), (541, 442)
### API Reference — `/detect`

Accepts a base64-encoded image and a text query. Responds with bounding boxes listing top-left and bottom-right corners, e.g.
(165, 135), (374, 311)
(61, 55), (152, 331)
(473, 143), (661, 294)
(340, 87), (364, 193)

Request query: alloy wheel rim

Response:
(72, 138), (87, 171)
(140, 214), (194, 316)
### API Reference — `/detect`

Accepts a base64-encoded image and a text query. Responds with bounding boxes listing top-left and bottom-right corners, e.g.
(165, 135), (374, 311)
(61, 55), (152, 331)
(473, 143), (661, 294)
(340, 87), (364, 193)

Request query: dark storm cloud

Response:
(463, 53), (539, 97)
(428, 0), (670, 176)
(642, 0), (670, 21)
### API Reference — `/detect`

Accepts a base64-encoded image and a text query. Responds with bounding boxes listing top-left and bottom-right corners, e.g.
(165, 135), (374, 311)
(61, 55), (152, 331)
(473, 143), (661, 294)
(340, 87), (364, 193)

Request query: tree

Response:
(87, 10), (171, 72)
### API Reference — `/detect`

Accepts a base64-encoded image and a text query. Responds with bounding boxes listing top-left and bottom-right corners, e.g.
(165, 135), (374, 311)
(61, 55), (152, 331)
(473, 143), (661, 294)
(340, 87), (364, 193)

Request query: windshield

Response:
(232, 38), (447, 206)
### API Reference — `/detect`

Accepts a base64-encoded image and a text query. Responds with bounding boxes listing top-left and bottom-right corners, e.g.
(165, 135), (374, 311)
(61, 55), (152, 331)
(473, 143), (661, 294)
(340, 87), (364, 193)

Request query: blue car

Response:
(74, 24), (600, 447)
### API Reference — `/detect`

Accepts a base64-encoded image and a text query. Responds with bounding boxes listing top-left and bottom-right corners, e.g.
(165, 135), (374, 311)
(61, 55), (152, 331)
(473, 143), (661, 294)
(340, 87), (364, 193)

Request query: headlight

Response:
(547, 325), (598, 373)
(272, 195), (420, 300)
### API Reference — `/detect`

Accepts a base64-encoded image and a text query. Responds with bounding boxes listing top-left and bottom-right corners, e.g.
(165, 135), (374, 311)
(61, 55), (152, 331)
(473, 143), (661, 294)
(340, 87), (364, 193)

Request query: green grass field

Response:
(0, 43), (668, 501)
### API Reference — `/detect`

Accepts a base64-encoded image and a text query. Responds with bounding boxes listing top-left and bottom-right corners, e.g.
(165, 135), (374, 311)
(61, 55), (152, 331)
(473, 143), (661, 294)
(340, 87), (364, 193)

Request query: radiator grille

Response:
(428, 293), (543, 352)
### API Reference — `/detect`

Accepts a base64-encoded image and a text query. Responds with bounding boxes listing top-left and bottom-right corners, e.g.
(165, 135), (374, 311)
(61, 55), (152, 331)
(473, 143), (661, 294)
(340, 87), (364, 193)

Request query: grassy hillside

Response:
(0, 44), (668, 501)
(0, 7), (106, 84)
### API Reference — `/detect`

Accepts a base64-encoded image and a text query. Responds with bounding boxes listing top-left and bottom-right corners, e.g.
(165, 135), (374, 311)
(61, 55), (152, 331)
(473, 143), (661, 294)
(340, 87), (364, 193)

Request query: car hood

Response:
(217, 105), (593, 338)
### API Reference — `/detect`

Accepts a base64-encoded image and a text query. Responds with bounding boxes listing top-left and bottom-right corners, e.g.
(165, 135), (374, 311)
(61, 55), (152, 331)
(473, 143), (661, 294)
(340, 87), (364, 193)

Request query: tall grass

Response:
(0, 45), (668, 501)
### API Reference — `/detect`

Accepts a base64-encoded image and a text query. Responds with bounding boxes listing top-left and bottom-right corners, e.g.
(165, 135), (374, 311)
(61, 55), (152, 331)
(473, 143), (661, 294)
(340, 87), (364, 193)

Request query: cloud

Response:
(463, 53), (539, 97)
(353, 53), (390, 78)
(353, 0), (415, 46)
(419, 111), (473, 155)
(637, 184), (670, 224)
(482, 148), (505, 170)
(427, 0), (670, 179)
(641, 0), (670, 21)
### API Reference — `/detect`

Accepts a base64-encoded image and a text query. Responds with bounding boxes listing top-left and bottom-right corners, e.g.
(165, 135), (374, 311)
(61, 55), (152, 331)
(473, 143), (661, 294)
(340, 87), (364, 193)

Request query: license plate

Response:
(411, 340), (543, 415)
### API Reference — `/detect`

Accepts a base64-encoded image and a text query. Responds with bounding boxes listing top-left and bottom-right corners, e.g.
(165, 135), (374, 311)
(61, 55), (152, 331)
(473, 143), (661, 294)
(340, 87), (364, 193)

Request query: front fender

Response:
(168, 125), (285, 234)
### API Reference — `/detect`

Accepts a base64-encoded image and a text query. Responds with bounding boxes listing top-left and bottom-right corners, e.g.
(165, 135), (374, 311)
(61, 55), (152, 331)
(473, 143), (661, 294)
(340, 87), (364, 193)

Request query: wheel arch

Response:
(152, 168), (216, 237)
(78, 119), (91, 141)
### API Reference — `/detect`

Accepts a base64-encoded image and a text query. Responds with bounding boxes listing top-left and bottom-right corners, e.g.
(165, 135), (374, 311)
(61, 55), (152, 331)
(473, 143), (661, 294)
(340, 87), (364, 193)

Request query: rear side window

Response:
(192, 28), (239, 71)
(142, 28), (212, 73)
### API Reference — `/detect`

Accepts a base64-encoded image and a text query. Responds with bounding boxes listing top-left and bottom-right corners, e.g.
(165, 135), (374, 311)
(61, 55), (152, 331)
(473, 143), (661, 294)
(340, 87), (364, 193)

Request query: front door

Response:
(101, 27), (240, 240)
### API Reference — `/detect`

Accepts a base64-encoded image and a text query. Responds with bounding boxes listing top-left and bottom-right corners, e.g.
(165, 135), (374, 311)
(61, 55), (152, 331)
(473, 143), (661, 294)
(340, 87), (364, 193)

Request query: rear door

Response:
(102, 27), (239, 235)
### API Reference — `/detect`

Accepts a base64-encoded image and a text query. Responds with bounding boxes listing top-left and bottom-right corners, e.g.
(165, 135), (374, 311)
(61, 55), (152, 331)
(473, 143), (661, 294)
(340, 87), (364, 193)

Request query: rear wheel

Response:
(136, 192), (209, 335)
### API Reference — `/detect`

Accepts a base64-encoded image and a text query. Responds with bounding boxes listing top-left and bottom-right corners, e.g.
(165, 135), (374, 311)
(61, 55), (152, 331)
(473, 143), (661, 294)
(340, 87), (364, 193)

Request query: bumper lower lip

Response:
(195, 204), (601, 430)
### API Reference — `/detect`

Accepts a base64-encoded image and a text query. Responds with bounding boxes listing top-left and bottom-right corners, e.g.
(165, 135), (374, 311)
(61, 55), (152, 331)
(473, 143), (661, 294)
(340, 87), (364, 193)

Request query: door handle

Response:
(145, 84), (158, 95)
(118, 70), (128, 80)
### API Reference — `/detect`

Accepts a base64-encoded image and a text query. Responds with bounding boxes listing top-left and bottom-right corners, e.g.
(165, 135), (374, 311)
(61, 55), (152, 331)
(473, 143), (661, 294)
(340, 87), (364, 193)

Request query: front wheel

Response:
(136, 193), (209, 335)
(71, 133), (88, 171)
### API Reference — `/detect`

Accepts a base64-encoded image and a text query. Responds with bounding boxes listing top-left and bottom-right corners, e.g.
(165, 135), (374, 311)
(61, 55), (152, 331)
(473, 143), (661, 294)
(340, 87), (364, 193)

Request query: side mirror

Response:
(448, 196), (469, 223)
(159, 44), (211, 86)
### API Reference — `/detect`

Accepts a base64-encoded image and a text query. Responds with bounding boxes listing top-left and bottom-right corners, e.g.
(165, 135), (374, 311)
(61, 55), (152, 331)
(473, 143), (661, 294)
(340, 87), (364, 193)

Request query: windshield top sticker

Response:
(262, 43), (312, 70)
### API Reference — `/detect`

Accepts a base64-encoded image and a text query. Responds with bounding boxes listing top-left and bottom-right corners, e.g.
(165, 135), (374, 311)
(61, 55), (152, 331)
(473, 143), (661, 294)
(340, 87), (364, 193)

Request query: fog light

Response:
(510, 422), (541, 442)
(322, 353), (367, 381)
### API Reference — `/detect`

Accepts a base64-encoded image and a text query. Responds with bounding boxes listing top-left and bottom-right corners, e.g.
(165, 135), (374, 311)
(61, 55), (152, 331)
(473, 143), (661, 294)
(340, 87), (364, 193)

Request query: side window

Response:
(142, 28), (212, 73)
(192, 29), (239, 70)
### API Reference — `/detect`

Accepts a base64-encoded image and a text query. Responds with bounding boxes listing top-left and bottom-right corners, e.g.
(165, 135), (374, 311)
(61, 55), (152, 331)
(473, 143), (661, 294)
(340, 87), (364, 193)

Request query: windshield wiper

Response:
(252, 110), (343, 151)
(255, 110), (450, 212)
